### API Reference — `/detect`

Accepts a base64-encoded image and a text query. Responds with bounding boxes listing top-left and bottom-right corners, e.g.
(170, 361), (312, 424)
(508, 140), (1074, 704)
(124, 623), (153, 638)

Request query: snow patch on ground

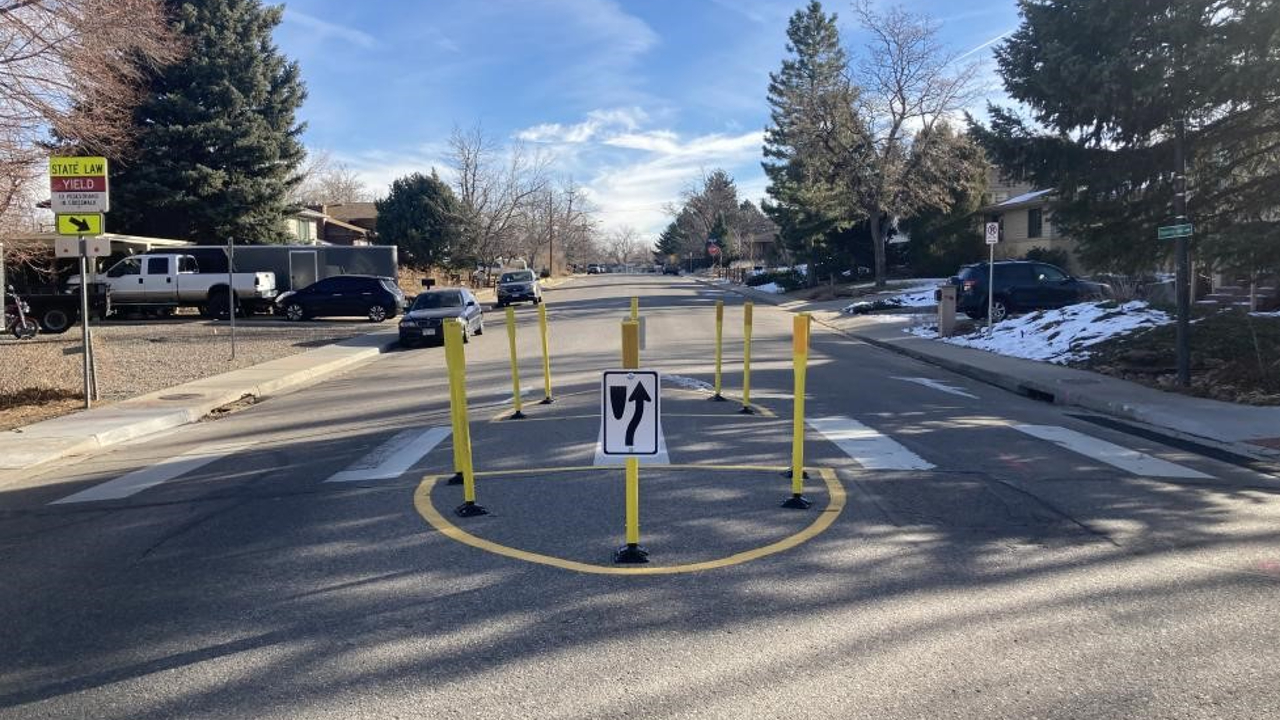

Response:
(908, 301), (1170, 364)
(754, 282), (786, 294)
(843, 284), (940, 314)
(664, 374), (714, 392)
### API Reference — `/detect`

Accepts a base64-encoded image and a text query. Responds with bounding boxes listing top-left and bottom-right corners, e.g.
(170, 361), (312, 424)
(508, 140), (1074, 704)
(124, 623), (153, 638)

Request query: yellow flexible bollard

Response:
(446, 332), (465, 486)
(614, 319), (648, 564)
(712, 300), (725, 401)
(740, 301), (754, 414)
(630, 296), (639, 321)
(784, 313), (812, 509)
(444, 320), (486, 516)
(538, 302), (554, 404)
(505, 306), (525, 419)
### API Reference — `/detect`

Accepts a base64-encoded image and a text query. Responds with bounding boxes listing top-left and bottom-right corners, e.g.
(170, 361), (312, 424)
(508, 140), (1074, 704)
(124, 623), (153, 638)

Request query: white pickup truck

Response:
(75, 253), (278, 318)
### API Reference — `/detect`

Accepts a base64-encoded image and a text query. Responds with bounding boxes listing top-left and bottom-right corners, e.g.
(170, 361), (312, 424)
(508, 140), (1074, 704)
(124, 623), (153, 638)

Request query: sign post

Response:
(985, 222), (1000, 332)
(606, 320), (658, 564)
(56, 236), (109, 408)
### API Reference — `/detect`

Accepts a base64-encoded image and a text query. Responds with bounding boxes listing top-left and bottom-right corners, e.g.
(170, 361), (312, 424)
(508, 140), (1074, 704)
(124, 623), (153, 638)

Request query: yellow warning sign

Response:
(56, 213), (104, 236)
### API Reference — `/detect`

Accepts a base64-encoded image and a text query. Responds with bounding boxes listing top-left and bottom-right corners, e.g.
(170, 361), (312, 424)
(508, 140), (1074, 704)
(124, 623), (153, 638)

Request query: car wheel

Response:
(208, 289), (239, 320)
(990, 298), (1011, 323)
(39, 308), (72, 334)
(367, 304), (388, 323)
(475, 319), (484, 336)
(495, 300), (505, 309)
(284, 302), (306, 321)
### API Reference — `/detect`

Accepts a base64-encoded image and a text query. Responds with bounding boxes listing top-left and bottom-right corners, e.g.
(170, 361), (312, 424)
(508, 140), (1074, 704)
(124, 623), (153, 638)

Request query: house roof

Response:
(321, 216), (369, 235)
(993, 189), (1052, 210)
(324, 202), (377, 223)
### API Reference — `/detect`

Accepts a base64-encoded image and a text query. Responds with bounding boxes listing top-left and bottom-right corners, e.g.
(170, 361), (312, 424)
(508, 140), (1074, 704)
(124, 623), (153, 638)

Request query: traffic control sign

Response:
(985, 222), (1000, 245)
(601, 370), (660, 456)
(49, 156), (109, 213)
(56, 213), (103, 236)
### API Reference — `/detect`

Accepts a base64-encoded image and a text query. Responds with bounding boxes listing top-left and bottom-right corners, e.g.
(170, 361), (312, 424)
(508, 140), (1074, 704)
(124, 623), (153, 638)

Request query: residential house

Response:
(319, 203), (377, 245)
(288, 206), (373, 246)
(981, 172), (1081, 272)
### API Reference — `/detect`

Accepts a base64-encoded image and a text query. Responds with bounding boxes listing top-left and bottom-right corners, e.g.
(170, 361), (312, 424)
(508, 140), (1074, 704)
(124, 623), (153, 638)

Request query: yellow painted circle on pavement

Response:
(413, 465), (845, 575)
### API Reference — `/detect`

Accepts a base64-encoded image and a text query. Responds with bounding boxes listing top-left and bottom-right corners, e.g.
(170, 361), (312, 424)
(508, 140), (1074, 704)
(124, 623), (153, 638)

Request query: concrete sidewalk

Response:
(0, 330), (399, 477)
(704, 276), (1280, 458)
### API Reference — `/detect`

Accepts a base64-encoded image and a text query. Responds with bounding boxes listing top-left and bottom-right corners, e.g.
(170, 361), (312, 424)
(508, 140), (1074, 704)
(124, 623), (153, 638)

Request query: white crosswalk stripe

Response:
(807, 416), (935, 470)
(51, 442), (257, 504)
(325, 427), (452, 483)
(1012, 424), (1212, 479)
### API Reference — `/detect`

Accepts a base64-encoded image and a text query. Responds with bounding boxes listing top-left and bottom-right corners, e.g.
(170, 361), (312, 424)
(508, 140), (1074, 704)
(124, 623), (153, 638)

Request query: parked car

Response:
(586, 264), (603, 274)
(276, 275), (405, 322)
(398, 288), (483, 347)
(941, 261), (1110, 321)
(495, 268), (542, 307)
(662, 265), (680, 275)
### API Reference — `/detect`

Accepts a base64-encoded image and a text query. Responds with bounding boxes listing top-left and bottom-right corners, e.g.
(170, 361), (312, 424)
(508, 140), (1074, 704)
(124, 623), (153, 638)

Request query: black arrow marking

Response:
(69, 217), (90, 232)
(609, 384), (627, 420)
(624, 381), (652, 446)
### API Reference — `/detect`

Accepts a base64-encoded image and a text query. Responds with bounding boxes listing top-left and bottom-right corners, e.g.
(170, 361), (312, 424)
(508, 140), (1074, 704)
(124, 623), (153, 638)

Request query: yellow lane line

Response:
(413, 466), (844, 575)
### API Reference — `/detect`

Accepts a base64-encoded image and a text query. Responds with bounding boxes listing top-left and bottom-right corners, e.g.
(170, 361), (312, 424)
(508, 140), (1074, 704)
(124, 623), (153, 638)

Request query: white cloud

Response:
(283, 9), (377, 49)
(516, 107), (648, 144)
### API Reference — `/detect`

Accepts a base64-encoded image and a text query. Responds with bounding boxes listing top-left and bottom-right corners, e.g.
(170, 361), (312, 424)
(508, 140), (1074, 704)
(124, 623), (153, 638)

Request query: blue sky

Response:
(273, 0), (1021, 238)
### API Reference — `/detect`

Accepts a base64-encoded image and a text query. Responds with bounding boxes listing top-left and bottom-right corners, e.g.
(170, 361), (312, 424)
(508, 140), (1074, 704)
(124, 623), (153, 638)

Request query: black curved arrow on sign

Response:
(624, 382), (651, 446)
(69, 217), (91, 232)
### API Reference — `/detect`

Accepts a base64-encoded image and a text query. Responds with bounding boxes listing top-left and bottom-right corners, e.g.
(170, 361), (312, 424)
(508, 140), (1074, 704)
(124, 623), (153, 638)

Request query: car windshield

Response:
(412, 291), (463, 310)
(500, 271), (534, 283)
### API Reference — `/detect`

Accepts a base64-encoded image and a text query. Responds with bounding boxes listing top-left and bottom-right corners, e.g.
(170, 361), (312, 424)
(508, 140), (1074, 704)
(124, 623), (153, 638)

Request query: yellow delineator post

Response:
(740, 301), (754, 414)
(444, 320), (486, 516)
(504, 306), (525, 419)
(614, 319), (648, 564)
(538, 302), (554, 404)
(711, 300), (726, 401)
(630, 297), (639, 321)
(783, 313), (813, 509)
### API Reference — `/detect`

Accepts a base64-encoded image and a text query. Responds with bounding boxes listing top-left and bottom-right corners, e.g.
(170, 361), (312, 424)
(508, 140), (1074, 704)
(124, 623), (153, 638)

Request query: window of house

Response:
(1028, 208), (1043, 238)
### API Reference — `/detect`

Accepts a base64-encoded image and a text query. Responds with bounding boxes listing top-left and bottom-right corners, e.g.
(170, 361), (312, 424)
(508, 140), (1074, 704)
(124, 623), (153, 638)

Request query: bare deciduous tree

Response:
(848, 0), (982, 287)
(448, 124), (550, 278)
(606, 225), (647, 266)
(0, 0), (181, 227)
(292, 149), (372, 206)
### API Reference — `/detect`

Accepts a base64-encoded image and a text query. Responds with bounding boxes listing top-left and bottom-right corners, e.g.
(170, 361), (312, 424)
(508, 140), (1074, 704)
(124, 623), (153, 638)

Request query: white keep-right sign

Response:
(601, 370), (660, 456)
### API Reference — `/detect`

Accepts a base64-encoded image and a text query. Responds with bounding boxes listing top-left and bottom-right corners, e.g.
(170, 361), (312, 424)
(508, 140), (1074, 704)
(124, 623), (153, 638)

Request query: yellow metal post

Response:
(712, 300), (725, 401)
(615, 319), (648, 563)
(538, 302), (554, 404)
(740, 301), (754, 414)
(446, 330), (465, 485)
(444, 320), (486, 516)
(783, 313), (812, 509)
(630, 297), (639, 321)
(505, 306), (525, 419)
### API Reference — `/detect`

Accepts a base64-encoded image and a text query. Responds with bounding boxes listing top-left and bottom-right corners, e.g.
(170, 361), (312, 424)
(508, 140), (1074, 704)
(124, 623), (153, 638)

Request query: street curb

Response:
(698, 276), (1280, 463)
(0, 331), (400, 477)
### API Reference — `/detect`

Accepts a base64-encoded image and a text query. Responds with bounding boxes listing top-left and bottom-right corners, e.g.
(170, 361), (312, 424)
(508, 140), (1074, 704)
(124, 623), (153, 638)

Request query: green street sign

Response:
(1158, 223), (1193, 240)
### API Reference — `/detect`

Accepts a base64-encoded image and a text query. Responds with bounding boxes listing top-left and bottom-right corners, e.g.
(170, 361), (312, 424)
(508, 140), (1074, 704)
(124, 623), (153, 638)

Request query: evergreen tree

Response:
(972, 0), (1280, 274)
(653, 221), (686, 262)
(762, 1), (866, 276)
(375, 172), (464, 268)
(108, 0), (307, 244)
(897, 124), (990, 276)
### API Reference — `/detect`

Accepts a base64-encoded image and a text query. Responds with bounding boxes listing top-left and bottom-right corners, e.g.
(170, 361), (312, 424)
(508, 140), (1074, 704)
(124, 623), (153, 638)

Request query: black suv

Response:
(277, 275), (406, 322)
(943, 261), (1108, 321)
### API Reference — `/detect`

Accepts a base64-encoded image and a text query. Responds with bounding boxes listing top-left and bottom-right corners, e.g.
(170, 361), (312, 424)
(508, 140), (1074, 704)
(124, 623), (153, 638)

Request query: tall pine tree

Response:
(376, 172), (463, 268)
(973, 0), (1280, 274)
(762, 1), (866, 277)
(109, 0), (307, 244)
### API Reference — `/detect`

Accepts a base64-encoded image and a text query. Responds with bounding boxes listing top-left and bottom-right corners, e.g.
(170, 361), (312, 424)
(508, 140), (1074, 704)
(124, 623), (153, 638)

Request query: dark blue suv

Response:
(277, 275), (405, 322)
(944, 261), (1109, 321)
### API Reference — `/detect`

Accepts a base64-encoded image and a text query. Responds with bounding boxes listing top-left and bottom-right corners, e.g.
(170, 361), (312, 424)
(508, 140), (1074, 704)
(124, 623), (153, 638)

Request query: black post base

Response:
(539, 397), (555, 405)
(454, 501), (489, 517)
(613, 543), (649, 564)
(781, 494), (812, 510)
(739, 405), (756, 415)
(446, 472), (464, 486)
(507, 410), (526, 420)
(709, 393), (728, 402)
(781, 469), (810, 480)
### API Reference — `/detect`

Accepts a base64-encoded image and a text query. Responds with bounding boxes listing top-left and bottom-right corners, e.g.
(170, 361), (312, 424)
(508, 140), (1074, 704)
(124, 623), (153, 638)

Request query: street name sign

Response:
(1158, 223), (1193, 240)
(56, 213), (104, 236)
(985, 222), (1000, 245)
(601, 370), (660, 456)
(49, 156), (109, 213)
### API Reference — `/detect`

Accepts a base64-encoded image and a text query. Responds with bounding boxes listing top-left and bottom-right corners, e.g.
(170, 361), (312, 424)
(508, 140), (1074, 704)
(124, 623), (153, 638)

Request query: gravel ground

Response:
(0, 318), (382, 430)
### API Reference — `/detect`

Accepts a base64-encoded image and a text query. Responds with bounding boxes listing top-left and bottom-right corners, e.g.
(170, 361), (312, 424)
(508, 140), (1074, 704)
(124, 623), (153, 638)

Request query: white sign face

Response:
(985, 222), (1000, 245)
(51, 192), (109, 213)
(601, 370), (660, 456)
(54, 236), (111, 258)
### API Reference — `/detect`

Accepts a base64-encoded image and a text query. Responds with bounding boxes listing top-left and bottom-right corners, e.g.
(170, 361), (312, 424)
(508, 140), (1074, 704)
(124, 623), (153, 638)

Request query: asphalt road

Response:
(2, 274), (1278, 719)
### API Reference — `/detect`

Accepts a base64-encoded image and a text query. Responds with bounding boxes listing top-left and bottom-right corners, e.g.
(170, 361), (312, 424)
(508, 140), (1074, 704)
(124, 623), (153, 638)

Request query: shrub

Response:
(745, 270), (805, 292)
